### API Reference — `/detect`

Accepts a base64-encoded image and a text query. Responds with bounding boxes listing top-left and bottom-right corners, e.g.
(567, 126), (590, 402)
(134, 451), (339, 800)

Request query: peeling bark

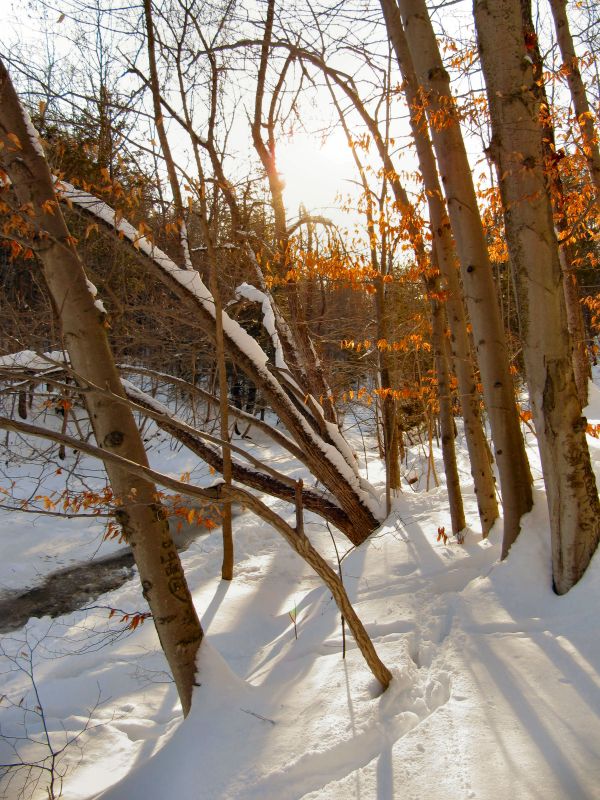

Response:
(0, 59), (203, 715)
(397, 0), (532, 554)
(474, 0), (600, 593)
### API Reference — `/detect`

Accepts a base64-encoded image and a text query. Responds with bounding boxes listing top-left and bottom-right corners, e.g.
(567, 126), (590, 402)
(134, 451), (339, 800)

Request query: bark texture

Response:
(397, 0), (532, 554)
(548, 0), (600, 197)
(380, 0), (498, 534)
(474, 0), (600, 593)
(0, 59), (203, 715)
(520, 0), (591, 407)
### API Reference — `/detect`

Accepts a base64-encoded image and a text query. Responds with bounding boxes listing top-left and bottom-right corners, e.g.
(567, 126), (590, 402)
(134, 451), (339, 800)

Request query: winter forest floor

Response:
(1, 381), (600, 799)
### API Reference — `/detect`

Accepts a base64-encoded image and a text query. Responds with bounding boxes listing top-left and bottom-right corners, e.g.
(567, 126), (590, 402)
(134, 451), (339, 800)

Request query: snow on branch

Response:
(0, 349), (68, 372)
(56, 180), (270, 371)
(18, 102), (45, 159)
(234, 282), (289, 373)
(121, 378), (297, 488)
(54, 181), (385, 522)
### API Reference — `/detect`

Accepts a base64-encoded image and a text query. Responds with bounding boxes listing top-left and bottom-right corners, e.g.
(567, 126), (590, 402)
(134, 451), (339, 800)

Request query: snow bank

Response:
(0, 349), (68, 371)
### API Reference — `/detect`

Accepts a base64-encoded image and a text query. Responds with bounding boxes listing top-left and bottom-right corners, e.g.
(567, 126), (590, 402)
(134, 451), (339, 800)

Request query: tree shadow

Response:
(201, 580), (231, 632)
(460, 603), (596, 798)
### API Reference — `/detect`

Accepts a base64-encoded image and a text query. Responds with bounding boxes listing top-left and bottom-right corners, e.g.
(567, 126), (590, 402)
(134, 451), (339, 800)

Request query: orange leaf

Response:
(7, 132), (22, 150)
(41, 199), (56, 215)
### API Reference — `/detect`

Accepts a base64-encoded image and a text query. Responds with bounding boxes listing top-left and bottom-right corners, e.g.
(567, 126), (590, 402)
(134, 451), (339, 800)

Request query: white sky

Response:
(0, 1), (408, 234)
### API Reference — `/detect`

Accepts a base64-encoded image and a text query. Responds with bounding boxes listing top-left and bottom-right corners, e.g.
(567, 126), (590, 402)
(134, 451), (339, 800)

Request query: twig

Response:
(240, 709), (276, 725)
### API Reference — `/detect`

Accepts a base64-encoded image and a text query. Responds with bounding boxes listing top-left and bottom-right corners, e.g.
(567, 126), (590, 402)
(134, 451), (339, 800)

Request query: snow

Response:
(0, 349), (67, 371)
(235, 282), (289, 372)
(179, 220), (194, 272)
(293, 409), (384, 519)
(1, 378), (600, 799)
(20, 104), (45, 158)
(56, 182), (270, 372)
(584, 379), (600, 423)
(85, 278), (107, 315)
(324, 418), (361, 477)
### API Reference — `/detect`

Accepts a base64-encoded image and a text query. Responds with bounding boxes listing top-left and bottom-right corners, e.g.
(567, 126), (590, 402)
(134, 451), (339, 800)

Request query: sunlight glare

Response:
(276, 131), (350, 219)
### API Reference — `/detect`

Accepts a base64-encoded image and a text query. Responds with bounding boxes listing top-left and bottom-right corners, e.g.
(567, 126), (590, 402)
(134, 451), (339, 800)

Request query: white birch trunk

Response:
(397, 0), (532, 555)
(474, 0), (600, 593)
(0, 60), (203, 714)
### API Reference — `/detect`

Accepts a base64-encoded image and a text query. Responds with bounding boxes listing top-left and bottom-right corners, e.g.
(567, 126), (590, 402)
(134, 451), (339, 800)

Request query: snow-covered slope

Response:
(1, 386), (599, 799)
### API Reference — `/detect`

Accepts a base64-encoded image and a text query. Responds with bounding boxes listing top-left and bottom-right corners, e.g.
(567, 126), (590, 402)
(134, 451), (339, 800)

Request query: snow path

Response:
(92, 488), (600, 800)
(303, 497), (600, 800)
(1, 385), (600, 799)
(4, 493), (600, 800)
(91, 509), (464, 800)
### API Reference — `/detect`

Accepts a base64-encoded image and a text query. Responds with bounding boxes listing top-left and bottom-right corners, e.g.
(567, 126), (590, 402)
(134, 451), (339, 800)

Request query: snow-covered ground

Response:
(1, 383), (600, 799)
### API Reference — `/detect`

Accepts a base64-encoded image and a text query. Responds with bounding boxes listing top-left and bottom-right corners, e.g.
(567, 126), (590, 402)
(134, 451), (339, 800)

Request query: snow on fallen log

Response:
(55, 181), (385, 525)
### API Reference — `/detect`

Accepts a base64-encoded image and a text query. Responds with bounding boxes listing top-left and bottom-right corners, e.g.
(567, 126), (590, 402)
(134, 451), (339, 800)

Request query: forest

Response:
(0, 0), (599, 797)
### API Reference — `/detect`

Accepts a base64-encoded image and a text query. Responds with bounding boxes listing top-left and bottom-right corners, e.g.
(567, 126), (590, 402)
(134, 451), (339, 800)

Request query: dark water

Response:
(0, 515), (221, 634)
(0, 551), (137, 634)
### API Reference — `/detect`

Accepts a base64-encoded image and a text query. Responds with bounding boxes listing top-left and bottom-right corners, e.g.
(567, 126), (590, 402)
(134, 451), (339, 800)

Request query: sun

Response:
(276, 131), (350, 219)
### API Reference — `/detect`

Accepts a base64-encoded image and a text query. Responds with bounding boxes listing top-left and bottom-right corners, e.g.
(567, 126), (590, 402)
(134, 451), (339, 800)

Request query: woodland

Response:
(0, 0), (599, 797)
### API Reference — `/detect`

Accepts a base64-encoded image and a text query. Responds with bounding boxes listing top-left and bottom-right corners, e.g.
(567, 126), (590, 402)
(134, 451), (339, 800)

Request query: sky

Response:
(0, 0), (408, 234)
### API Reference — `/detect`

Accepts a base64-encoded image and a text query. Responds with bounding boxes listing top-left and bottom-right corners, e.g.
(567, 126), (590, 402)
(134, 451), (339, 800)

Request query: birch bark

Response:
(520, 0), (591, 407)
(474, 0), (600, 593)
(396, 0), (532, 554)
(380, 0), (498, 534)
(0, 60), (203, 714)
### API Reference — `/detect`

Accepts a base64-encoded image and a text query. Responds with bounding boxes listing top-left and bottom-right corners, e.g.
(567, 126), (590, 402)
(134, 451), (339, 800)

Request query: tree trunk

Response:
(474, 0), (600, 593)
(374, 262), (402, 507)
(547, 0), (600, 197)
(0, 59), (203, 716)
(332, 85), (402, 509)
(143, 0), (192, 269)
(208, 251), (234, 580)
(252, 0), (337, 421)
(380, 0), (498, 535)
(520, 0), (591, 407)
(559, 246), (590, 405)
(428, 277), (466, 535)
(396, 0), (532, 555)
(62, 185), (382, 543)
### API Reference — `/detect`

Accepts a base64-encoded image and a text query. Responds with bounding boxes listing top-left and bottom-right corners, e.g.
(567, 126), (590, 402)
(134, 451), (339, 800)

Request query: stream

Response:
(0, 516), (218, 635)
